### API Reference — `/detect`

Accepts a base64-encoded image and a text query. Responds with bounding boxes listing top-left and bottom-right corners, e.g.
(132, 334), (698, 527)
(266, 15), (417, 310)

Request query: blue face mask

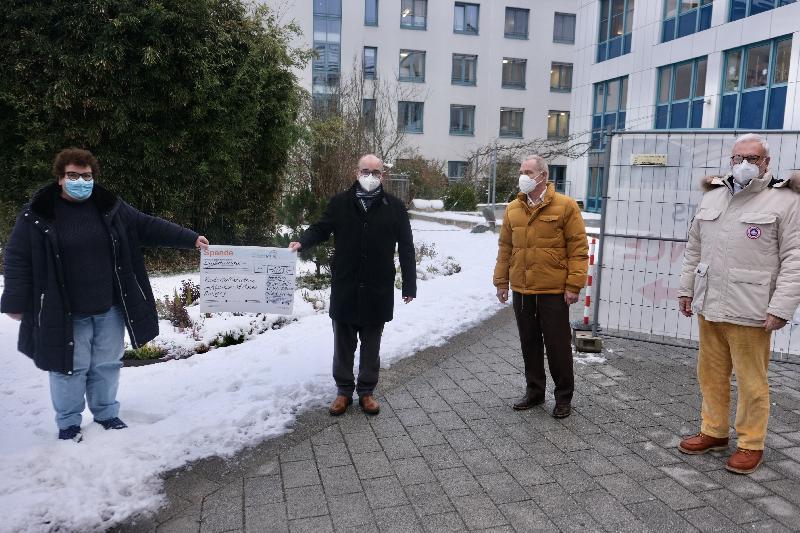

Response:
(63, 178), (94, 201)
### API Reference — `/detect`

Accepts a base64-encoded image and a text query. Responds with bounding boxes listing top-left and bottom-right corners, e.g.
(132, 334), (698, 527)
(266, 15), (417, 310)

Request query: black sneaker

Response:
(95, 417), (128, 430)
(58, 425), (83, 442)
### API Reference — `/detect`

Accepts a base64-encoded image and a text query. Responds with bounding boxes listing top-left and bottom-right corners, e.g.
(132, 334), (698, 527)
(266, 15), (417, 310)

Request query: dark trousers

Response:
(332, 320), (384, 397)
(512, 292), (574, 405)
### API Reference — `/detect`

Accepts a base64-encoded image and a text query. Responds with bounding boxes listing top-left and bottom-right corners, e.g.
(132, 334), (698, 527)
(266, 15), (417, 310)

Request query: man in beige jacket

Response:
(678, 133), (800, 474)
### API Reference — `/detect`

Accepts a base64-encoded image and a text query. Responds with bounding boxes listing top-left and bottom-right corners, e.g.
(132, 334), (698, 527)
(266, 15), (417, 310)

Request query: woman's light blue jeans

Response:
(49, 306), (125, 430)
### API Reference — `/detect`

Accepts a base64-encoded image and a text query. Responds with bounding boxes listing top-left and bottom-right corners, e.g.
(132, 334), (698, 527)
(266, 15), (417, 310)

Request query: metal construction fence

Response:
(593, 130), (800, 363)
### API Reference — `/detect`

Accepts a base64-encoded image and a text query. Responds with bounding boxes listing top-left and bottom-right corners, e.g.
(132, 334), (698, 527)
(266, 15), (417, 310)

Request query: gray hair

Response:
(734, 133), (770, 156)
(523, 154), (549, 174)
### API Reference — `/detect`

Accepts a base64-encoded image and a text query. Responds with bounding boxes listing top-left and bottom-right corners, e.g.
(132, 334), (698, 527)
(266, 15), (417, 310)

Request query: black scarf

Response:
(355, 183), (384, 212)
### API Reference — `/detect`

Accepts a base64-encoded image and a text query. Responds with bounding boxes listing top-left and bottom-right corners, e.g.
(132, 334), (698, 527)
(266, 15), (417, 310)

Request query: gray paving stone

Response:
(458, 448), (505, 475)
(544, 462), (601, 494)
(660, 465), (721, 491)
(327, 492), (373, 529)
(281, 460), (320, 489)
(404, 482), (454, 516)
(443, 428), (483, 452)
(311, 425), (344, 446)
(436, 387), (472, 405)
(280, 442), (314, 464)
(750, 495), (800, 529)
(497, 500), (555, 531)
(373, 505), (423, 533)
(362, 476), (409, 509)
(643, 477), (705, 511)
(486, 440), (528, 461)
(428, 411), (467, 432)
(627, 500), (698, 533)
(244, 503), (287, 533)
(406, 424), (447, 448)
(419, 444), (464, 470)
(343, 430), (382, 455)
(288, 515), (333, 533)
(699, 488), (766, 524)
(244, 475), (283, 506)
(319, 464), (362, 495)
(420, 512), (466, 533)
(451, 494), (508, 530)
(352, 451), (394, 479)
(549, 512), (605, 532)
(313, 443), (351, 469)
(417, 395), (453, 414)
(477, 472), (529, 504)
(392, 457), (437, 486)
(502, 457), (553, 487)
(285, 485), (328, 520)
(435, 467), (483, 498)
(395, 408), (432, 427)
(680, 506), (740, 532)
(595, 472), (654, 504)
(371, 417), (408, 438)
(609, 452), (665, 481)
(156, 516), (201, 533)
(770, 459), (800, 480)
(380, 435), (422, 460)
(572, 489), (644, 531)
(568, 448), (621, 477)
(706, 469), (771, 499)
(386, 390), (420, 410)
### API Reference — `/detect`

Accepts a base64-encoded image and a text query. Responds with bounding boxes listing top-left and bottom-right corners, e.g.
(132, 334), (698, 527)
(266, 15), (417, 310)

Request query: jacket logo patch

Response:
(746, 226), (762, 239)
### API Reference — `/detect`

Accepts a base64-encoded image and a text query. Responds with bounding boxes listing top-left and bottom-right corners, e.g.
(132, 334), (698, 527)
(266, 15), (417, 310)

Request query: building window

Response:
(550, 165), (567, 193)
(597, 0), (634, 62)
(363, 99), (376, 130)
(505, 7), (529, 39)
(731, 0), (796, 21)
(312, 0), (342, 98)
(454, 2), (480, 34)
(663, 0), (712, 42)
(450, 105), (475, 135)
(398, 101), (424, 133)
(399, 50), (426, 82)
(502, 58), (526, 89)
(720, 36), (791, 129)
(451, 54), (478, 85)
(500, 108), (524, 138)
(363, 47), (377, 80)
(401, 0), (427, 30)
(553, 13), (576, 43)
(550, 63), (573, 92)
(548, 111), (570, 140)
(586, 167), (604, 213)
(448, 161), (468, 180)
(365, 0), (378, 26)
(591, 76), (628, 150)
(655, 56), (707, 129)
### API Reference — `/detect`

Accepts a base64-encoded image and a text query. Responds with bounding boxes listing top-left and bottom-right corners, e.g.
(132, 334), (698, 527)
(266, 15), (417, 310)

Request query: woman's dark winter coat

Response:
(299, 184), (416, 325)
(0, 183), (198, 374)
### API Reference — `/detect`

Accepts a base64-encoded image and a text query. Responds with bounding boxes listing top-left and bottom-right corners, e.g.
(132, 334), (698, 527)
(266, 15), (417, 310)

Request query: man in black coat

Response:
(1, 148), (208, 441)
(289, 154), (416, 416)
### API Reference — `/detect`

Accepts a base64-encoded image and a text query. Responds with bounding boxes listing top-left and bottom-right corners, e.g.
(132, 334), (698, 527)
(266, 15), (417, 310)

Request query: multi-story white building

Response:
(264, 0), (578, 190)
(570, 0), (800, 212)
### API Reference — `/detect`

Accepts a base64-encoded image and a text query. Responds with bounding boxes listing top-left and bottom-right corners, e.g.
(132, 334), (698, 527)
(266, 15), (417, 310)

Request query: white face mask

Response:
(518, 173), (545, 194)
(731, 161), (761, 186)
(358, 175), (381, 192)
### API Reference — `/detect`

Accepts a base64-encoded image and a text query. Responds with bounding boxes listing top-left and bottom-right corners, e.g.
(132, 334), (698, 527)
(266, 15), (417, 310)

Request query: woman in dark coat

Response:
(0, 148), (209, 442)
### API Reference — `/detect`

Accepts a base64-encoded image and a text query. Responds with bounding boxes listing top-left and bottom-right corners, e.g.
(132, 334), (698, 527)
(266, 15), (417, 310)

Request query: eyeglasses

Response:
(731, 155), (762, 165)
(359, 169), (382, 177)
(64, 172), (94, 181)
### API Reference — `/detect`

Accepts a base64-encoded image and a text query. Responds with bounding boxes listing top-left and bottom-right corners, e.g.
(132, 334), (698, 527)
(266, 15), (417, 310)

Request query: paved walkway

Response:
(117, 308), (800, 533)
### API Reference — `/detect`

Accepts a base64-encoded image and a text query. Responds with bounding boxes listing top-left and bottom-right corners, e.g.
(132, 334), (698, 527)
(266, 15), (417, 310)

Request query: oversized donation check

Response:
(200, 246), (296, 314)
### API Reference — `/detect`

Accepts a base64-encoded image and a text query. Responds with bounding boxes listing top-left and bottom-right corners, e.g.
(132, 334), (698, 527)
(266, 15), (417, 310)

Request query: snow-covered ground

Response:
(0, 220), (519, 532)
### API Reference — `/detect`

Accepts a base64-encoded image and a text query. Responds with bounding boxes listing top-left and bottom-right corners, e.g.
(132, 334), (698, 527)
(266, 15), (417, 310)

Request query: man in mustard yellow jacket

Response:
(493, 155), (589, 418)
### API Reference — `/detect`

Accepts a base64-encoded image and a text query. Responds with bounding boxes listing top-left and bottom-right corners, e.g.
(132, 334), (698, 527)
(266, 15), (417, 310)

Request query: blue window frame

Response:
(591, 77), (627, 150)
(597, 0), (634, 62)
(553, 13), (576, 44)
(550, 165), (567, 193)
(662, 0), (712, 42)
(398, 101), (424, 133)
(550, 62), (573, 92)
(730, 0), (796, 21)
(450, 105), (475, 135)
(399, 50), (426, 82)
(452, 54), (477, 85)
(448, 161), (468, 180)
(500, 108), (524, 138)
(587, 167), (604, 213)
(655, 56), (707, 129)
(719, 36), (791, 129)
(363, 99), (376, 130)
(454, 2), (479, 35)
(548, 111), (570, 140)
(401, 0), (427, 30)
(363, 47), (377, 80)
(312, 0), (342, 97)
(365, 0), (378, 26)
(502, 58), (526, 89)
(505, 7), (529, 39)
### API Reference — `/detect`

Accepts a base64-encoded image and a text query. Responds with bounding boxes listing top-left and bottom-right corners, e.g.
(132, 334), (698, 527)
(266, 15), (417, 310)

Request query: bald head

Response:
(358, 154), (384, 172)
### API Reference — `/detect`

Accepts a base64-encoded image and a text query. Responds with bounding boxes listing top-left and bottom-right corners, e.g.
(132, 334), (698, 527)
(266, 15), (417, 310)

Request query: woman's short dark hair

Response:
(52, 148), (100, 180)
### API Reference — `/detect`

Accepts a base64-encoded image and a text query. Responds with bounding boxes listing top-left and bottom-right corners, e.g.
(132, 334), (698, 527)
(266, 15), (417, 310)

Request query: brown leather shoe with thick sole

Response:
(329, 395), (352, 416)
(552, 404), (571, 418)
(513, 393), (545, 411)
(726, 448), (764, 474)
(678, 432), (729, 455)
(359, 395), (380, 415)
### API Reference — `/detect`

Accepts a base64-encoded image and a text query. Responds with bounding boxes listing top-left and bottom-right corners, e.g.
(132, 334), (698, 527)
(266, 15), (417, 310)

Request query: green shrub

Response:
(443, 183), (478, 211)
(124, 344), (166, 360)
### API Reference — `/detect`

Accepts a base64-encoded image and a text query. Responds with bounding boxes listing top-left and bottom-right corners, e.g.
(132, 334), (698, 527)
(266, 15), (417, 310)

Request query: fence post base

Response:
(573, 330), (603, 353)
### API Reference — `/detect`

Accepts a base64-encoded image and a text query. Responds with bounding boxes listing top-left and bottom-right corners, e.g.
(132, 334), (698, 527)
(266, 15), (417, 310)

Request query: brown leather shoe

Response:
(329, 395), (352, 416)
(512, 393), (544, 410)
(552, 404), (571, 418)
(726, 448), (764, 474)
(678, 432), (729, 455)
(359, 395), (380, 415)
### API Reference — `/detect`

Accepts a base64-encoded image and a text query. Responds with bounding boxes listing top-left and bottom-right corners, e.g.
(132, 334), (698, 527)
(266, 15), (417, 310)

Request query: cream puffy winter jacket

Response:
(679, 172), (800, 327)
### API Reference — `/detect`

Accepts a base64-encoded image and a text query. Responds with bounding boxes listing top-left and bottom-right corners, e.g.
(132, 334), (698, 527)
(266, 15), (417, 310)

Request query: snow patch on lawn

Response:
(0, 220), (503, 532)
